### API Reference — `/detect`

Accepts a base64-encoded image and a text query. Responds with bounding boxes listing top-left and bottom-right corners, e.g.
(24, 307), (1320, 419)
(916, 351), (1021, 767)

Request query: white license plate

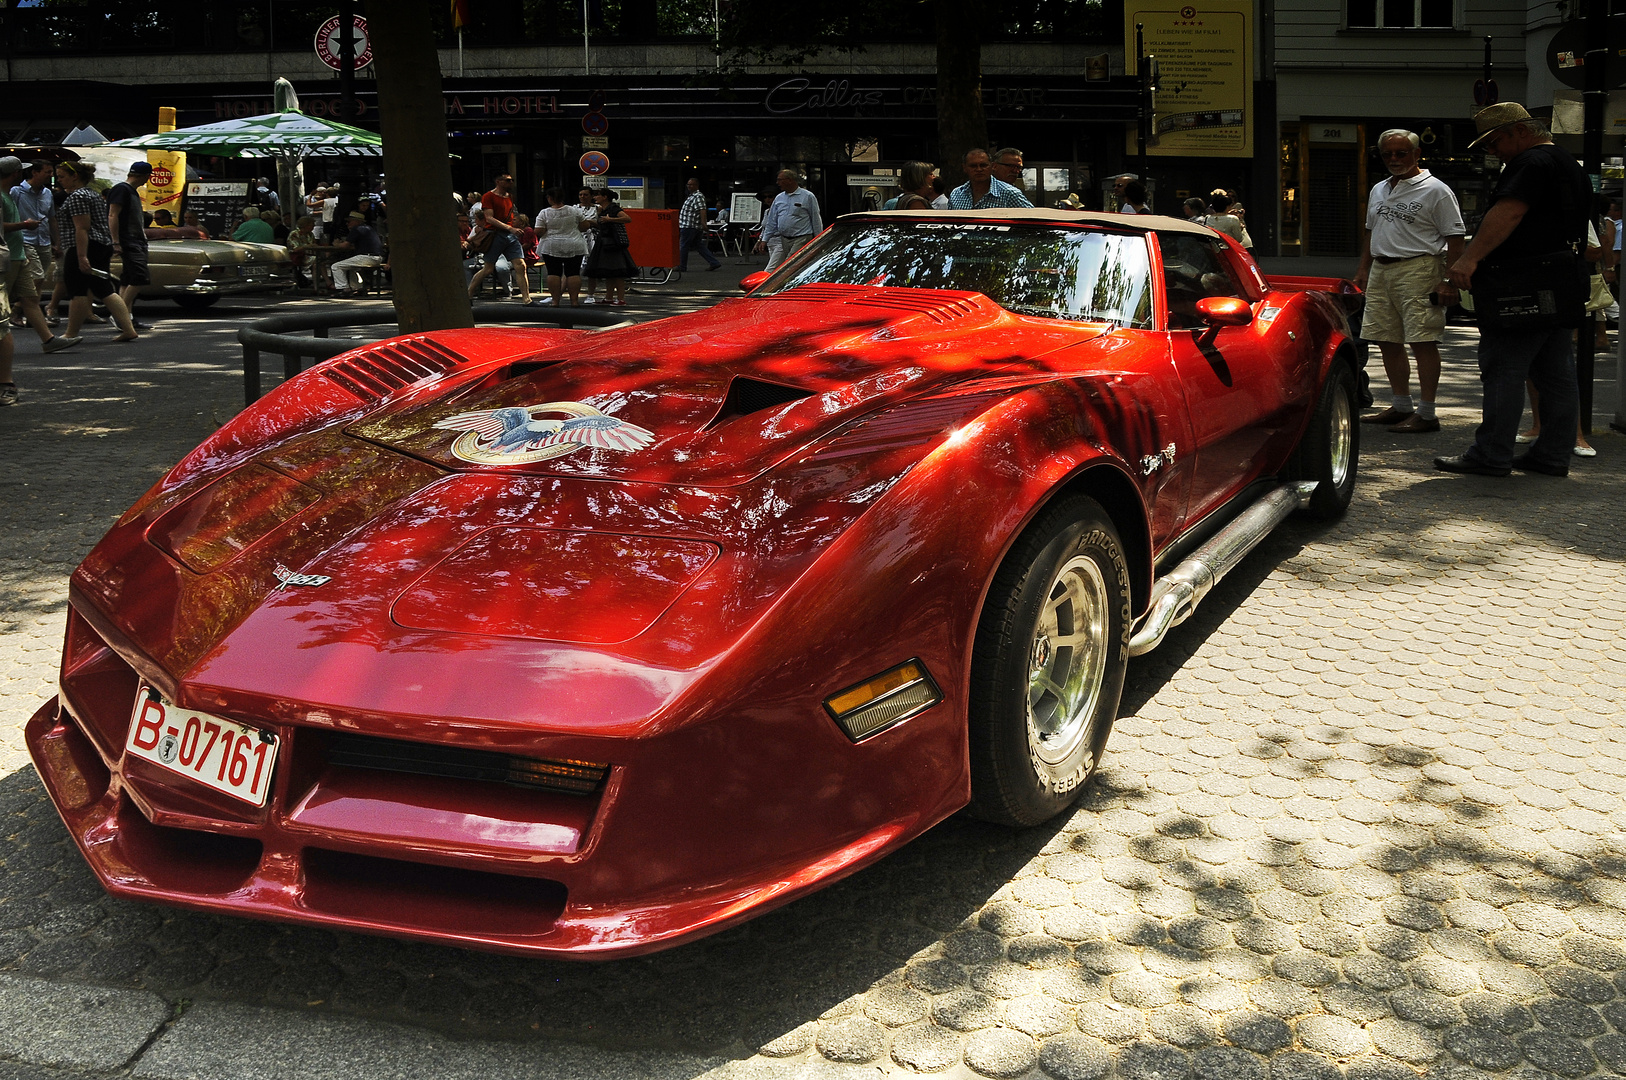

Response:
(125, 688), (278, 807)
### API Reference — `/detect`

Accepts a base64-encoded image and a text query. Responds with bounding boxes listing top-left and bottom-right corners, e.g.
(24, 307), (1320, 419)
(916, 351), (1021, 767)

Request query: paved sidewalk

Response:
(1, 290), (1624, 1079)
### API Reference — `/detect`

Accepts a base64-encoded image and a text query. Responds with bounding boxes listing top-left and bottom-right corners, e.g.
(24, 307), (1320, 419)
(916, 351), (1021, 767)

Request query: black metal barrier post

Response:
(236, 303), (633, 404)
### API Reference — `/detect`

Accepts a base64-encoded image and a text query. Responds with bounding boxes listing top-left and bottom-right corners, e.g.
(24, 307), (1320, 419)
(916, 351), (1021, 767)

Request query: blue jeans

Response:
(679, 227), (720, 270)
(1468, 324), (1578, 469)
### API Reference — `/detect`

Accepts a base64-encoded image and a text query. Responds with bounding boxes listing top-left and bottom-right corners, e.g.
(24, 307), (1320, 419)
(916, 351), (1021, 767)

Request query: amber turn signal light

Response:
(824, 660), (942, 741)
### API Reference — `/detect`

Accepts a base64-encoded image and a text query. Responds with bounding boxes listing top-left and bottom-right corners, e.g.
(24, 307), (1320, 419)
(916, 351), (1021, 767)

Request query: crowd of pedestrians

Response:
(456, 178), (638, 306)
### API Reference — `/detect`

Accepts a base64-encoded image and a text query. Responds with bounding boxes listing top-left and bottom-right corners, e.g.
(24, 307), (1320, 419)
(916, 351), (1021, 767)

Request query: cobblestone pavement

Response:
(1, 285), (1625, 1079)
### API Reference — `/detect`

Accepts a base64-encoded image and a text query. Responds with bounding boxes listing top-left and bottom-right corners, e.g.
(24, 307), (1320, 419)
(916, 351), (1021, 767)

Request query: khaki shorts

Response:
(25, 243), (50, 286)
(11, 253), (38, 303)
(0, 262), (16, 337)
(1363, 254), (1447, 344)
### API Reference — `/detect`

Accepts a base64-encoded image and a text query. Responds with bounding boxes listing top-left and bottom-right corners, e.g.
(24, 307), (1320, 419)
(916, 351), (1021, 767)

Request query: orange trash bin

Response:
(624, 209), (680, 270)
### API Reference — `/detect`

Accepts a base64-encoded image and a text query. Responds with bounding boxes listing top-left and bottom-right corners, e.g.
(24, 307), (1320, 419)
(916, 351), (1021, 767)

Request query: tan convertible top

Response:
(838, 207), (1217, 236)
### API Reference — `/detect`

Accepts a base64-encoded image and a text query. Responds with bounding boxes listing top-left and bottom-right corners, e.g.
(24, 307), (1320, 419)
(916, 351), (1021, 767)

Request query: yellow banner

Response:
(1125, 0), (1253, 158)
(142, 150), (187, 216)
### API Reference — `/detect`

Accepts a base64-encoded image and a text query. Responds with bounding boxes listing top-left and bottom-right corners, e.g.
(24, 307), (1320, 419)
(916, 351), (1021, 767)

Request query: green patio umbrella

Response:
(106, 110), (382, 160)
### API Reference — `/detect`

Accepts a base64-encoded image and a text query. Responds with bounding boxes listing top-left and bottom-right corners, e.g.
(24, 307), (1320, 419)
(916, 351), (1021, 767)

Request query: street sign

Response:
(582, 112), (608, 136)
(1546, 17), (1626, 91)
(314, 15), (371, 71)
(580, 151), (610, 176)
(582, 135), (609, 149)
(582, 175), (608, 189)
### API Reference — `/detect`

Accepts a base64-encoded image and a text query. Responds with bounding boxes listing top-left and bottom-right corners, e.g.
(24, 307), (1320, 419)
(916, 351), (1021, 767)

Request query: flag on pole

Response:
(452, 0), (470, 29)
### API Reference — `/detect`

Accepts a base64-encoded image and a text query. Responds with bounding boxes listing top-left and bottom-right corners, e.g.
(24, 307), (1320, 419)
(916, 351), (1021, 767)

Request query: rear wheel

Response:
(967, 495), (1132, 827)
(1289, 360), (1358, 519)
(172, 295), (219, 312)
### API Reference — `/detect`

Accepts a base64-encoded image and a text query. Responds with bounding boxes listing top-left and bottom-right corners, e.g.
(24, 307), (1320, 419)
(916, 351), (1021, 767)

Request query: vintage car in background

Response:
(112, 226), (294, 310)
(27, 209), (1359, 958)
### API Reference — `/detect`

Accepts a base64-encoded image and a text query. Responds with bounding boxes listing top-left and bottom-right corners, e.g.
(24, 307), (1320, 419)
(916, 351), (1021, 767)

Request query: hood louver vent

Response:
(322, 338), (470, 402)
(706, 376), (815, 429)
(769, 284), (861, 304)
(812, 388), (1015, 460)
(850, 294), (981, 323)
(766, 285), (981, 324)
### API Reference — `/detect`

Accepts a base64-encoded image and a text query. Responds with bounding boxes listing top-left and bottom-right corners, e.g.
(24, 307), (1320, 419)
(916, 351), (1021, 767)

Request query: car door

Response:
(1156, 231), (1302, 526)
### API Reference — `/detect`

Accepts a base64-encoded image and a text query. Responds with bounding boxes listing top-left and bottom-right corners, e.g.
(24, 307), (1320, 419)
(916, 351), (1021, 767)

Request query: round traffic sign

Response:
(588, 91), (607, 111)
(580, 151), (610, 176)
(315, 15), (372, 71)
(582, 111), (609, 137)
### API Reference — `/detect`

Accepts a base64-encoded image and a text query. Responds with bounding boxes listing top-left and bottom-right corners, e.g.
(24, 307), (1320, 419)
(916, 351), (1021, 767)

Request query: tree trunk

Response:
(935, 0), (987, 189)
(365, 0), (473, 332)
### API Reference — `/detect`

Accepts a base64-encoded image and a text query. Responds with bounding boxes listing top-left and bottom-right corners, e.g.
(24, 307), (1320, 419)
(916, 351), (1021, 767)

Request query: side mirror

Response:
(1194, 296), (1253, 326)
(740, 271), (771, 295)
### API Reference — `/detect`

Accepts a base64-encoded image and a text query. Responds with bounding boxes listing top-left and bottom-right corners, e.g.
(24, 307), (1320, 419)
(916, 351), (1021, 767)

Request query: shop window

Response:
(648, 135), (691, 162)
(692, 134), (732, 161)
(845, 137), (881, 163)
(735, 137), (780, 162)
(785, 136), (823, 162)
(1280, 126), (1302, 254)
(1347, 0), (1454, 28)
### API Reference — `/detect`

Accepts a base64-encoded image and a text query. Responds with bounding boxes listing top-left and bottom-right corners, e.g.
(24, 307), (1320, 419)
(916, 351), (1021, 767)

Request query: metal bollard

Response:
(243, 345), (261, 403)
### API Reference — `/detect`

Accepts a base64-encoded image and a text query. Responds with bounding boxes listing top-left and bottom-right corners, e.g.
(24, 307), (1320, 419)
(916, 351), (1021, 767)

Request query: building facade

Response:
(1, 0), (1613, 257)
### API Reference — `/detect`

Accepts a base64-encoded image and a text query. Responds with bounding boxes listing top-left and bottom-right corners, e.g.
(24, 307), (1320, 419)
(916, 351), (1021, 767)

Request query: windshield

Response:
(758, 219), (1154, 327)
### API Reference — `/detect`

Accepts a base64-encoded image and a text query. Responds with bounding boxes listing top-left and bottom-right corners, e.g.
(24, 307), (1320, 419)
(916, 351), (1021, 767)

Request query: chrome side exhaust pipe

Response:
(1128, 481), (1317, 657)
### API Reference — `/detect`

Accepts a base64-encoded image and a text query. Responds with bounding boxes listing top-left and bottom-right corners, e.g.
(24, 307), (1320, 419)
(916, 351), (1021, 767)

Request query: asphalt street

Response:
(1, 265), (1624, 1080)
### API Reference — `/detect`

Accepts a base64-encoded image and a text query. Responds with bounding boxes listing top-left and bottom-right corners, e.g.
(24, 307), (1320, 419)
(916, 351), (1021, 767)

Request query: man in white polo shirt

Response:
(1353, 128), (1466, 433)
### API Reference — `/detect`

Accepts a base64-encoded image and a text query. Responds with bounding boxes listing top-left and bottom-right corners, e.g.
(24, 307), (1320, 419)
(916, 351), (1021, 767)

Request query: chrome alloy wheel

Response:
(1026, 553), (1110, 766)
(1329, 384), (1353, 490)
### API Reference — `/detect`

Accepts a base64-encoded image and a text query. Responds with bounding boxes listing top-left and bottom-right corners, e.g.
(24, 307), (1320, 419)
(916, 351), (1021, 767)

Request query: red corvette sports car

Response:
(27, 210), (1360, 958)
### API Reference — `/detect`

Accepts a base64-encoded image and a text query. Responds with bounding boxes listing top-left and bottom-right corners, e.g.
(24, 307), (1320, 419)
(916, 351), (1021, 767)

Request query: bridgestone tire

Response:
(1289, 360), (1359, 520)
(967, 495), (1132, 827)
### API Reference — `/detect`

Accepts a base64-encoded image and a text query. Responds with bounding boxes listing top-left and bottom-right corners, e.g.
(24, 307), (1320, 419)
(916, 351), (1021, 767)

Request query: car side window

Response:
(1157, 233), (1249, 329)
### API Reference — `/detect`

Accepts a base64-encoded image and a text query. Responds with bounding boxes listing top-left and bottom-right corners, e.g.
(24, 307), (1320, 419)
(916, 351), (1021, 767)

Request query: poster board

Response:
(729, 192), (763, 225)
(1124, 0), (1253, 158)
(185, 181), (251, 239)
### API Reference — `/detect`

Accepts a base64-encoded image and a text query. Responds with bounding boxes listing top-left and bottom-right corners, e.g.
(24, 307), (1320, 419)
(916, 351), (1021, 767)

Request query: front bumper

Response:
(27, 607), (951, 958)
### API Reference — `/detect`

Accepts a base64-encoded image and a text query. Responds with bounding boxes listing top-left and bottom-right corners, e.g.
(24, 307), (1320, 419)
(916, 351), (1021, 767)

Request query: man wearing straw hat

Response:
(1436, 102), (1590, 477)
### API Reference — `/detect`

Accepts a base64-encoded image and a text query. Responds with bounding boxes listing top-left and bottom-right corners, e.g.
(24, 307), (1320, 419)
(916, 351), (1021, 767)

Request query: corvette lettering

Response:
(912, 223), (1012, 232)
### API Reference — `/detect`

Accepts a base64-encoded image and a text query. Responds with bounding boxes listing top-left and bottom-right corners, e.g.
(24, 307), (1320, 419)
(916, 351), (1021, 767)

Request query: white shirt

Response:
(1365, 169), (1465, 259)
(538, 204), (588, 257)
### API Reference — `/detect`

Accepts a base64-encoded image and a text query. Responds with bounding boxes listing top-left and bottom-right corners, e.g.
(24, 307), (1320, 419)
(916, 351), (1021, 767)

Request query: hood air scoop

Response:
(704, 376), (815, 430)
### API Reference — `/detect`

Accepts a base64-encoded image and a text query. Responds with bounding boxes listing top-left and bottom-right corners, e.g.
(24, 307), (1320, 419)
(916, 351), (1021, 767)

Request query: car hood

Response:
(345, 285), (1104, 487)
(146, 239), (291, 265)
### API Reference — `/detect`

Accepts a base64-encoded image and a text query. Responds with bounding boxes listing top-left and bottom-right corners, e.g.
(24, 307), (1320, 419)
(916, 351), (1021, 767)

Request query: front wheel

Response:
(172, 294), (219, 312)
(1289, 360), (1359, 520)
(967, 495), (1132, 827)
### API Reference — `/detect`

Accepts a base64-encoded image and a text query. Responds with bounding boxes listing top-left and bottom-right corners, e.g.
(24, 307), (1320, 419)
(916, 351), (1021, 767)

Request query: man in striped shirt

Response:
(678, 178), (721, 272)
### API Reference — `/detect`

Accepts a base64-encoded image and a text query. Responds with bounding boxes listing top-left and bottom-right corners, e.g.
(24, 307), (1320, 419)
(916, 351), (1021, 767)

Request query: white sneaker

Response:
(580, 296), (597, 305)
